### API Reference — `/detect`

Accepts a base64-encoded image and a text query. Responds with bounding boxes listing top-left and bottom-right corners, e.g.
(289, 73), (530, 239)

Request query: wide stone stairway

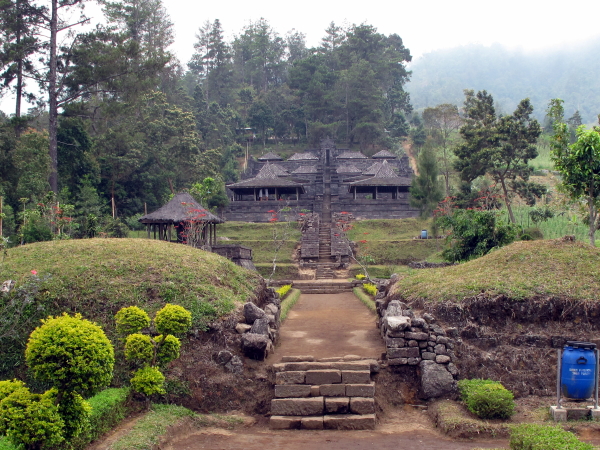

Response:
(270, 356), (378, 430)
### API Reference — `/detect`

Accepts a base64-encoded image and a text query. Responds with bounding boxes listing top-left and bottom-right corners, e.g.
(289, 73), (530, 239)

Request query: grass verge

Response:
(389, 239), (600, 302)
(110, 404), (195, 450)
(353, 287), (376, 313)
(429, 400), (510, 439)
(280, 289), (301, 322)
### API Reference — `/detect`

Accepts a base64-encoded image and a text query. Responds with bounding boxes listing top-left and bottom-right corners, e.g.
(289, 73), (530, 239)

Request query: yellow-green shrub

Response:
(355, 274), (366, 280)
(363, 283), (378, 296)
(276, 284), (292, 298)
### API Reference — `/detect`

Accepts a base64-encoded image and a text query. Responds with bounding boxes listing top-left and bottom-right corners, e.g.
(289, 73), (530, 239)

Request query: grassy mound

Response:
(390, 239), (600, 302)
(0, 238), (262, 378)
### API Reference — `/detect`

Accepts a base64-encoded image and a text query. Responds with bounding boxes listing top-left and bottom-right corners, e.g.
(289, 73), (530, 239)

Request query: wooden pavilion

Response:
(138, 192), (224, 246)
(347, 160), (412, 200)
(227, 163), (305, 202)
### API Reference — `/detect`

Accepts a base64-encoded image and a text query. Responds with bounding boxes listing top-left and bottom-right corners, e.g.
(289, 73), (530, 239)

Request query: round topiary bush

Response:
(154, 303), (192, 335)
(115, 306), (151, 335)
(25, 313), (115, 397)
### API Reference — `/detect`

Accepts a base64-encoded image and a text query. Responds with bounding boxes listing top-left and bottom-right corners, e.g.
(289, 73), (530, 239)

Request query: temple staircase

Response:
(270, 356), (378, 430)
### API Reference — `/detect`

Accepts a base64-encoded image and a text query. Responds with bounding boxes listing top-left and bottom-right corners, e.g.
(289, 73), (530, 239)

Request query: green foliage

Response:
(25, 313), (114, 397)
(275, 284), (292, 298)
(154, 303), (192, 336)
(130, 366), (166, 396)
(154, 334), (181, 366)
(437, 209), (518, 262)
(410, 142), (444, 218)
(0, 386), (65, 450)
(115, 306), (151, 335)
(56, 391), (91, 439)
(509, 424), (593, 450)
(0, 380), (26, 401)
(457, 379), (515, 419)
(363, 283), (378, 296)
(549, 99), (600, 245)
(124, 333), (154, 363)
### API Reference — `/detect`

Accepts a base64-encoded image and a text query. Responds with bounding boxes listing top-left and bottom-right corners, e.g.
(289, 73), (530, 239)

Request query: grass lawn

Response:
(390, 239), (600, 302)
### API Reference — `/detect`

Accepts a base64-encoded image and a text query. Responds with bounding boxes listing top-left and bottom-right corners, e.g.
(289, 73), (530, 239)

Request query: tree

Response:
(423, 103), (461, 196)
(437, 209), (518, 262)
(410, 140), (444, 218)
(115, 304), (191, 398)
(454, 90), (542, 223)
(548, 98), (600, 245)
(0, 0), (42, 123)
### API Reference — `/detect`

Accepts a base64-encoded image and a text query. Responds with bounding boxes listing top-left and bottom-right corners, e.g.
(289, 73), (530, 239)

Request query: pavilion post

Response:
(147, 225), (150, 239)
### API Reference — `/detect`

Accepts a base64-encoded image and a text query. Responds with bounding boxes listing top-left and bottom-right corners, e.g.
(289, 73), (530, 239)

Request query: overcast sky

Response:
(164, 0), (600, 64)
(2, 0), (600, 114)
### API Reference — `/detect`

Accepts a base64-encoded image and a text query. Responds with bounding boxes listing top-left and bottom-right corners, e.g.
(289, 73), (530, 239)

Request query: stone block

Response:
(408, 340), (419, 347)
(342, 370), (371, 384)
(388, 358), (408, 365)
(405, 331), (429, 341)
(271, 397), (324, 416)
(419, 341), (428, 349)
(434, 344), (448, 355)
(386, 330), (406, 338)
(407, 357), (421, 365)
(324, 414), (376, 430)
(301, 416), (324, 429)
(435, 355), (451, 364)
(235, 323), (251, 334)
(275, 385), (312, 398)
(310, 385), (321, 396)
(320, 384), (346, 397)
(387, 347), (420, 359)
(306, 370), (342, 385)
(270, 416), (301, 429)
(421, 352), (436, 361)
(346, 383), (375, 397)
(275, 371), (306, 385)
(385, 315), (411, 332)
(350, 397), (375, 414)
(325, 397), (349, 414)
(385, 337), (405, 348)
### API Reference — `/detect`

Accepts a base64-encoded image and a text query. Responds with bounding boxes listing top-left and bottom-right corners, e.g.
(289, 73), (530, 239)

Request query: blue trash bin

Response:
(421, 230), (428, 239)
(561, 341), (597, 400)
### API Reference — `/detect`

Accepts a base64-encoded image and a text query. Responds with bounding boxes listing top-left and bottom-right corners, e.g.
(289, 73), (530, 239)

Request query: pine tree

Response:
(410, 140), (443, 218)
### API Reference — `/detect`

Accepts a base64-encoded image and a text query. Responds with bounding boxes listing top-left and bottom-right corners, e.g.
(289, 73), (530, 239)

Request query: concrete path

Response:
(268, 291), (384, 363)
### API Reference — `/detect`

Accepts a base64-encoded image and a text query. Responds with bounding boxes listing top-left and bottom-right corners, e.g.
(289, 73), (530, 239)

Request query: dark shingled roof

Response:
(288, 152), (319, 161)
(336, 163), (362, 174)
(372, 149), (397, 159)
(257, 151), (283, 161)
(139, 192), (224, 224)
(337, 151), (367, 159)
(271, 164), (290, 176)
(292, 165), (317, 174)
(227, 163), (305, 189)
(349, 160), (411, 187)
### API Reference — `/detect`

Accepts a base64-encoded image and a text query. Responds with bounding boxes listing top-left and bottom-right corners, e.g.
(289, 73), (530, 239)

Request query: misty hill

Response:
(407, 37), (600, 123)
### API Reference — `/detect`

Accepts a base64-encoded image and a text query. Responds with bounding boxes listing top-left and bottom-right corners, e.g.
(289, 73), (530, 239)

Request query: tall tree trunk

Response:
(48, 0), (58, 194)
(589, 180), (597, 246)
(500, 176), (515, 223)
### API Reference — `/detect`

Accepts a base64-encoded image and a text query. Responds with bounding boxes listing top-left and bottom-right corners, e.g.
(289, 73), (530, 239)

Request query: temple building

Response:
(223, 139), (419, 222)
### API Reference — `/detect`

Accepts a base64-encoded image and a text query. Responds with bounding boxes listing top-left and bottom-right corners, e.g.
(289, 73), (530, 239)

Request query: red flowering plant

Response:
(180, 203), (209, 247)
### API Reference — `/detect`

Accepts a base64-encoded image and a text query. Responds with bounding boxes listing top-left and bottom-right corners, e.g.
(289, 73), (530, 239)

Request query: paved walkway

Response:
(268, 291), (384, 363)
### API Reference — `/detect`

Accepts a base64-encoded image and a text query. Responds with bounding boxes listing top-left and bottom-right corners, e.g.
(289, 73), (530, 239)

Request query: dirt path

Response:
(162, 408), (508, 450)
(268, 292), (384, 362)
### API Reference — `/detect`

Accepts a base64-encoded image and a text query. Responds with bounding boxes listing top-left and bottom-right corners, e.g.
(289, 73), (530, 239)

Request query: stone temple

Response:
(223, 138), (419, 223)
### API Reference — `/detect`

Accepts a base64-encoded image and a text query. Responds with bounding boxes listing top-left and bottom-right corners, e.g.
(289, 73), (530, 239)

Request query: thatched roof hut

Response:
(139, 192), (223, 245)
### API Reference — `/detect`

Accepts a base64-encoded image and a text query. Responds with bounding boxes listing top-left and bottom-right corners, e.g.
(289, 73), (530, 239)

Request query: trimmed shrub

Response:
(355, 274), (366, 280)
(131, 366), (166, 396)
(275, 284), (292, 298)
(363, 283), (378, 296)
(457, 379), (515, 419)
(154, 304), (192, 336)
(115, 306), (150, 335)
(510, 424), (593, 450)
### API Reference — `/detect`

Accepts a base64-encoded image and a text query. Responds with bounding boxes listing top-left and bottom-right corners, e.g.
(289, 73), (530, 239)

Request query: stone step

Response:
(273, 359), (378, 372)
(270, 414), (376, 430)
